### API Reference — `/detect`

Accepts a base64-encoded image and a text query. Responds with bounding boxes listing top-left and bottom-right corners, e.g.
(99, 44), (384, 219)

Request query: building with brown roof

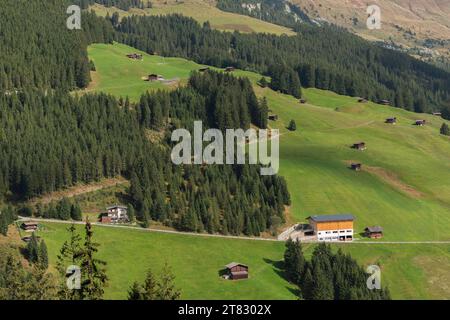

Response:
(365, 226), (383, 239)
(225, 262), (248, 280)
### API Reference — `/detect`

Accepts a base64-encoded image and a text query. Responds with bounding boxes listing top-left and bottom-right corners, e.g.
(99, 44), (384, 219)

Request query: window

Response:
(333, 231), (338, 233)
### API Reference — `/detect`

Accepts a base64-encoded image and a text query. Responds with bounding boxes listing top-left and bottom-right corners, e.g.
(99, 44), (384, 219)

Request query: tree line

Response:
(0, 1), (113, 92)
(284, 239), (391, 300)
(0, 70), (290, 236)
(113, 13), (450, 115)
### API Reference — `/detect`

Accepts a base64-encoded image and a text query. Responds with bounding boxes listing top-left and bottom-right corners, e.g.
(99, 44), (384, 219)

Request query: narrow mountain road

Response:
(18, 217), (450, 244)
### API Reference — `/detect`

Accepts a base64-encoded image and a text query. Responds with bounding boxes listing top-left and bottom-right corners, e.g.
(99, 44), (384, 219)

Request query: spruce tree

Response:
(156, 262), (181, 300)
(70, 203), (83, 221)
(56, 224), (82, 300)
(128, 281), (143, 300)
(288, 119), (297, 131)
(78, 219), (108, 300)
(38, 240), (49, 270)
(142, 269), (159, 300)
(440, 123), (450, 136)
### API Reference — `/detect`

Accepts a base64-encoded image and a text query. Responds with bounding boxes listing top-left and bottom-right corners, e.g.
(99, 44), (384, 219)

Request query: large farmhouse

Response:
(101, 205), (129, 224)
(308, 214), (355, 242)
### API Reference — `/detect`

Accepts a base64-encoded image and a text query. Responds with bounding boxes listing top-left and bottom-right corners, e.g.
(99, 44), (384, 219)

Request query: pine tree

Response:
(310, 262), (334, 300)
(283, 239), (306, 285)
(288, 119), (297, 131)
(141, 268), (159, 300)
(57, 198), (72, 220)
(70, 203), (83, 221)
(156, 262), (181, 300)
(26, 233), (40, 264)
(56, 224), (82, 300)
(78, 219), (108, 300)
(440, 123), (450, 136)
(128, 205), (136, 223)
(38, 240), (49, 270)
(128, 281), (143, 300)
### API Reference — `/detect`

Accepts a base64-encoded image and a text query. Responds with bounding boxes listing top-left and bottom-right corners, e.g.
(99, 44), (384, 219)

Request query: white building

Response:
(308, 214), (355, 242)
(102, 205), (129, 223)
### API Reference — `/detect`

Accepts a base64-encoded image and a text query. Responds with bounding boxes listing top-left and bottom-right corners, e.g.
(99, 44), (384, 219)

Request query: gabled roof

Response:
(106, 205), (128, 210)
(308, 214), (355, 222)
(365, 226), (383, 232)
(225, 262), (248, 269)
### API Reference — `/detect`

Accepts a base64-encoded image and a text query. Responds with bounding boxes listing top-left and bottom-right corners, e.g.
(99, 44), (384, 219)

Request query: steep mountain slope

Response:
(290, 0), (450, 63)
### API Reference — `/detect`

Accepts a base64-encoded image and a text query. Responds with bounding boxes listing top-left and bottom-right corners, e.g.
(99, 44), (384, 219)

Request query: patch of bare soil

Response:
(414, 255), (450, 299)
(344, 160), (423, 198)
(28, 177), (129, 206)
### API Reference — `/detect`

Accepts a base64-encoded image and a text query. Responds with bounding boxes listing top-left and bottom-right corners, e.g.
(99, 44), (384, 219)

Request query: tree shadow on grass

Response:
(263, 258), (300, 297)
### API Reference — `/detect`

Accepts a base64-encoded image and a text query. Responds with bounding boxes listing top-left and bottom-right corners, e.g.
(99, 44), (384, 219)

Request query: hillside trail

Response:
(18, 217), (450, 244)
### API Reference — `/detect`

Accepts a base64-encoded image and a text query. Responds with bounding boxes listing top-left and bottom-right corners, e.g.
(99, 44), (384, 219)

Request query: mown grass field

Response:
(85, 42), (262, 101)
(37, 222), (450, 299)
(68, 42), (450, 299)
(90, 0), (295, 35)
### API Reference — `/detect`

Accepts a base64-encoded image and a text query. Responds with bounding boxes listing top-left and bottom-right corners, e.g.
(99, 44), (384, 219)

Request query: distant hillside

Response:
(290, 0), (450, 65)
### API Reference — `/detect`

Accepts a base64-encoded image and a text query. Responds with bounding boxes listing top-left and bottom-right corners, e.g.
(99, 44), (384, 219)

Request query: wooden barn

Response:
(385, 117), (397, 124)
(268, 114), (278, 121)
(352, 142), (366, 151)
(299, 99), (307, 104)
(225, 262), (248, 280)
(415, 119), (426, 126)
(433, 112), (442, 117)
(365, 226), (383, 239)
(225, 66), (235, 72)
(126, 53), (143, 60)
(147, 74), (164, 81)
(379, 99), (391, 106)
(199, 67), (210, 72)
(350, 163), (362, 171)
(20, 222), (38, 232)
(358, 98), (368, 103)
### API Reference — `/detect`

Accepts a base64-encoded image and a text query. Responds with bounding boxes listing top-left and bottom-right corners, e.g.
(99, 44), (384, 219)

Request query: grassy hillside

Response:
(85, 43), (450, 241)
(35, 222), (450, 299)
(84, 42), (262, 101)
(90, 0), (295, 35)
(67, 42), (450, 299)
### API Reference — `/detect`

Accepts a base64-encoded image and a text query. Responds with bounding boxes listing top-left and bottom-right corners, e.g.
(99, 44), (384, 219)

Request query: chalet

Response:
(358, 98), (368, 103)
(415, 119), (426, 126)
(365, 226), (383, 239)
(225, 262), (248, 280)
(299, 99), (307, 104)
(350, 163), (362, 171)
(308, 214), (355, 242)
(148, 74), (164, 81)
(268, 114), (278, 121)
(225, 66), (235, 72)
(352, 142), (366, 151)
(20, 222), (38, 232)
(379, 99), (391, 106)
(432, 112), (442, 117)
(385, 117), (397, 124)
(101, 205), (129, 224)
(199, 67), (210, 72)
(126, 53), (143, 60)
